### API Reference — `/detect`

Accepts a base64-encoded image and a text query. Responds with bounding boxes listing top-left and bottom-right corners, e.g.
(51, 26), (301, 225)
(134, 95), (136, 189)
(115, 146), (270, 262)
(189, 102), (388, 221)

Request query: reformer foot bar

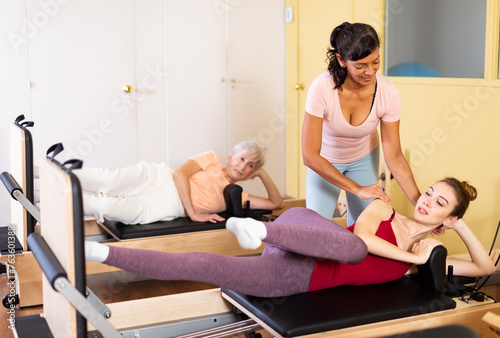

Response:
(27, 232), (120, 338)
(1, 172), (40, 227)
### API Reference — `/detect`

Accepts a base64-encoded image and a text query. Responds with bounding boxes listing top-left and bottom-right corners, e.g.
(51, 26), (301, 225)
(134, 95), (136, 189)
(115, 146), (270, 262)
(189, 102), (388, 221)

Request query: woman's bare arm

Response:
(354, 199), (441, 265)
(380, 119), (420, 206)
(172, 159), (224, 223)
(302, 113), (389, 202)
(445, 219), (496, 277)
(245, 168), (284, 210)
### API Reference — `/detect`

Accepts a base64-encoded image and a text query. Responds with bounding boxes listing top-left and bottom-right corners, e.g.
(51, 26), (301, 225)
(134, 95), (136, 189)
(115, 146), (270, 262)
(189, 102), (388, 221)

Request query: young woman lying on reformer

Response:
(85, 178), (496, 297)
(75, 140), (284, 224)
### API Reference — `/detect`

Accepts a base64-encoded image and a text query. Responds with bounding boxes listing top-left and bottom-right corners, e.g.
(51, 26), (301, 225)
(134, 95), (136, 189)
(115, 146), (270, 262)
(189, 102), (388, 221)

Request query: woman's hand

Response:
(430, 218), (463, 236)
(411, 238), (443, 265)
(441, 218), (464, 231)
(429, 226), (446, 236)
(247, 167), (263, 180)
(188, 212), (225, 223)
(245, 167), (285, 210)
(356, 183), (391, 203)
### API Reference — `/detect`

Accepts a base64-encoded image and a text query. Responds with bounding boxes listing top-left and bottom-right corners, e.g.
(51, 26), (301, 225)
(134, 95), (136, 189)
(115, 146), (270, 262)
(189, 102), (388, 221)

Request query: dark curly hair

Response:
(326, 22), (380, 90)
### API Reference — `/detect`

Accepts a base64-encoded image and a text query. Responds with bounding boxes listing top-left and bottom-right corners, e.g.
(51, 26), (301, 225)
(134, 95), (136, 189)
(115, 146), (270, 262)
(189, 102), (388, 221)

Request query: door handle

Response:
(294, 83), (304, 90)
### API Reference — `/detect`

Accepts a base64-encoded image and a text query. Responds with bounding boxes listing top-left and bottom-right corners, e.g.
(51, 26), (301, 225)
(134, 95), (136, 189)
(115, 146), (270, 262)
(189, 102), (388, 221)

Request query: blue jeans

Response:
(305, 146), (380, 226)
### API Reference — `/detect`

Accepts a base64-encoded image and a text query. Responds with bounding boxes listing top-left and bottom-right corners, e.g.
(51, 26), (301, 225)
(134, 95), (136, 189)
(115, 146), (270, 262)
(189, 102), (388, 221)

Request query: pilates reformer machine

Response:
(1, 115), (37, 250)
(0, 116), (296, 308)
(14, 145), (500, 337)
(0, 115), (40, 308)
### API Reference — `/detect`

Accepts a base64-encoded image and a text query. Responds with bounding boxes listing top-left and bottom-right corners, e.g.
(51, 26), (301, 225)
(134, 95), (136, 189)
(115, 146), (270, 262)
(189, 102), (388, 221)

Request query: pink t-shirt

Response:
(305, 72), (402, 163)
(189, 151), (249, 214)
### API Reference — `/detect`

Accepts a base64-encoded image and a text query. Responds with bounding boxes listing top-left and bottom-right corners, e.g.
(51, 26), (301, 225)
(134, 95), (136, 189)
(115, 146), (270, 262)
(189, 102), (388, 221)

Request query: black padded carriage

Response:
(222, 246), (457, 337)
(99, 184), (273, 240)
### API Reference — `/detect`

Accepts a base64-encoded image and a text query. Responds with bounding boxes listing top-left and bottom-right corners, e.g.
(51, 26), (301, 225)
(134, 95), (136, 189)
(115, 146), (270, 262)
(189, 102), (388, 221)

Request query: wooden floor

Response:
(0, 269), (272, 337)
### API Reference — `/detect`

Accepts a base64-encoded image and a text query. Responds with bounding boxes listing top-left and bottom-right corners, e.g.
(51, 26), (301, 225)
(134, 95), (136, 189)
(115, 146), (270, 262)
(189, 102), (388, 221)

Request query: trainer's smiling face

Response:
(414, 182), (458, 226)
(337, 48), (380, 87)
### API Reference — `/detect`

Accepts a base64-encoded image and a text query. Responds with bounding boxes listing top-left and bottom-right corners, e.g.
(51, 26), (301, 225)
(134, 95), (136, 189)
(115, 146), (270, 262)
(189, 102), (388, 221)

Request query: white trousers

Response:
(74, 161), (184, 224)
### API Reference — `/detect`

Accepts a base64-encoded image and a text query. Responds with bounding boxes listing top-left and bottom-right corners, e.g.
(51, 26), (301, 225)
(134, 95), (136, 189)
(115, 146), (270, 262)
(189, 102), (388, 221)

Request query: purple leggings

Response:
(104, 207), (367, 297)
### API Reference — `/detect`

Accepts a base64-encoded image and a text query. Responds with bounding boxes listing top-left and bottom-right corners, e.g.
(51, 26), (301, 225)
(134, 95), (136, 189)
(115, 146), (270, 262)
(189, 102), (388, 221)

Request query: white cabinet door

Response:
(164, 0), (228, 166)
(227, 0), (286, 197)
(164, 0), (286, 196)
(27, 0), (166, 168)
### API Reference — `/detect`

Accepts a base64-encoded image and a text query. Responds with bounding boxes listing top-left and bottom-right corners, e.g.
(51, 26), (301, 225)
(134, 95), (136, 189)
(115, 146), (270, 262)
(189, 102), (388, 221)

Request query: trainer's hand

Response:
(356, 184), (391, 203)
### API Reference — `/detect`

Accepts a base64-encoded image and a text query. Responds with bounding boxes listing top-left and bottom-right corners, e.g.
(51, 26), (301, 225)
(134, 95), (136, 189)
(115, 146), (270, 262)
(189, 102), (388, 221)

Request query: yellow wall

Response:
(394, 78), (500, 254)
(287, 0), (500, 254)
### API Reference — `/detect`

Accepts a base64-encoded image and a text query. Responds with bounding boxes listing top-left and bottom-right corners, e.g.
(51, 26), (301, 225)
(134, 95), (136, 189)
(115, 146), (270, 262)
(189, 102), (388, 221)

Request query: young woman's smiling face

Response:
(340, 48), (381, 87)
(414, 182), (458, 226)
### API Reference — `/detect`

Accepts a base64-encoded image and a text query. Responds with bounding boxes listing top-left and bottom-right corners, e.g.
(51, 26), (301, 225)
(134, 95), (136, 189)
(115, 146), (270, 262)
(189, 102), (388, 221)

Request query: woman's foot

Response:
(226, 217), (267, 250)
(85, 240), (109, 263)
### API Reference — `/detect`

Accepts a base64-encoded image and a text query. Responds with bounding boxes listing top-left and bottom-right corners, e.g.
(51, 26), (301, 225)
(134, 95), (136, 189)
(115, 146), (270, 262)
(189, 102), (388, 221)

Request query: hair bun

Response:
(462, 181), (477, 202)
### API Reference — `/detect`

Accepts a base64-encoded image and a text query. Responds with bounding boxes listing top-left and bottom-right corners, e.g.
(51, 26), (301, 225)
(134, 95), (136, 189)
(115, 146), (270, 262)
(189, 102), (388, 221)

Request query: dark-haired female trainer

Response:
(302, 22), (420, 225)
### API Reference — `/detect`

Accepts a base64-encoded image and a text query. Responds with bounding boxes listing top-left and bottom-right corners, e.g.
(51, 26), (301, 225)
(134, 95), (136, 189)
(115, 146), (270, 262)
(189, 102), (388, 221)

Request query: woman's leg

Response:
(261, 208), (366, 263)
(343, 147), (380, 226)
(83, 191), (183, 224)
(88, 207), (366, 297)
(103, 246), (315, 297)
(140, 174), (184, 223)
(227, 207), (366, 263)
(80, 163), (183, 224)
(82, 192), (150, 224)
(75, 162), (172, 196)
(305, 167), (341, 220)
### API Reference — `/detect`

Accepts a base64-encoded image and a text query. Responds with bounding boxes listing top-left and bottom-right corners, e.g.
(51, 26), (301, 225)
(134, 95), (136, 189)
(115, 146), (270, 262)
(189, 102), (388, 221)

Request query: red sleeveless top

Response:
(308, 212), (411, 292)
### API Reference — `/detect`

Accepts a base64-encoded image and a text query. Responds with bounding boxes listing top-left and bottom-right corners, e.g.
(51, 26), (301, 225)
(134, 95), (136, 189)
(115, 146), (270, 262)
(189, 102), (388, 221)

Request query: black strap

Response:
(62, 159), (83, 173)
(46, 143), (64, 162)
(21, 121), (35, 128)
(14, 114), (35, 129)
(369, 81), (377, 112)
(14, 114), (25, 125)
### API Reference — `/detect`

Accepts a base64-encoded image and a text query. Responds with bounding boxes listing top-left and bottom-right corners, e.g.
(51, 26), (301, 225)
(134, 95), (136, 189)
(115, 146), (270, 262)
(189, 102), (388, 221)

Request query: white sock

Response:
(85, 241), (110, 263)
(226, 217), (267, 250)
